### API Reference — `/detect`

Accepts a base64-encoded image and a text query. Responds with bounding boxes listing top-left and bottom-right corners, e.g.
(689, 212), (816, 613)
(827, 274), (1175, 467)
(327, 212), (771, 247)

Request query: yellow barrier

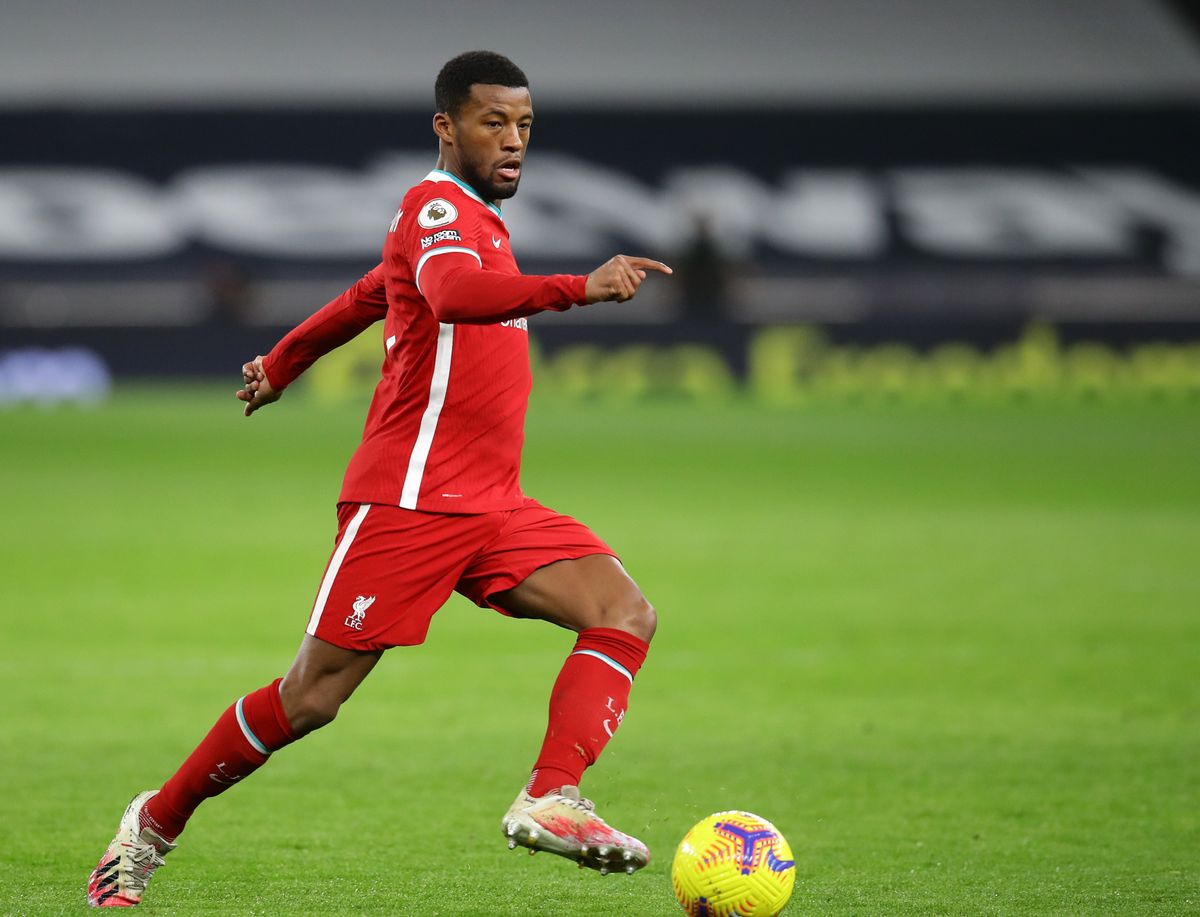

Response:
(304, 325), (1200, 404)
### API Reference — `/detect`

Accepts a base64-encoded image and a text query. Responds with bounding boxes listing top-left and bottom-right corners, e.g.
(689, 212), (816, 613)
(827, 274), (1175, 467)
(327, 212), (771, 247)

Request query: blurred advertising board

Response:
(1, 104), (1198, 377)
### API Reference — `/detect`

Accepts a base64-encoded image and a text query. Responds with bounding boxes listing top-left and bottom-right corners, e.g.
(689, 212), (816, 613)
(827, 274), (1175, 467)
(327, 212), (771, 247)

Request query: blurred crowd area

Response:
(1, 0), (1198, 393)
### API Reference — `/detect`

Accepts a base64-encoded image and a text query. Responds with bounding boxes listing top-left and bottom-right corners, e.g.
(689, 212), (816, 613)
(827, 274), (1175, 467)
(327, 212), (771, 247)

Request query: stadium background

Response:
(1, 2), (1197, 914)
(4, 0), (1200, 393)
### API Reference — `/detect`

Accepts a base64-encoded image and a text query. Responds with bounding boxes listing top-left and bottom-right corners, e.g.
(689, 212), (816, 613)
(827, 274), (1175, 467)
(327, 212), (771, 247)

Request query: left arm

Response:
(237, 265), (388, 416)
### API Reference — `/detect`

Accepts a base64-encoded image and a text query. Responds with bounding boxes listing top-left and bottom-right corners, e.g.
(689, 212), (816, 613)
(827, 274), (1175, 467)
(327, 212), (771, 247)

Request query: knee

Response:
(634, 598), (658, 643)
(608, 592), (657, 644)
(279, 682), (342, 738)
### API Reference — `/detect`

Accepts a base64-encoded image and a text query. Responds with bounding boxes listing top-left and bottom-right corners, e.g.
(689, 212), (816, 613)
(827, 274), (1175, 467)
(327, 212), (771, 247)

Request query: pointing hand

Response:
(585, 255), (673, 304)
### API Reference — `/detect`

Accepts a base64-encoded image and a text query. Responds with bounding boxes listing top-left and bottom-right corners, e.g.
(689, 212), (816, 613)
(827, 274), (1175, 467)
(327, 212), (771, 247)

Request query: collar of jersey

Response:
(424, 169), (504, 219)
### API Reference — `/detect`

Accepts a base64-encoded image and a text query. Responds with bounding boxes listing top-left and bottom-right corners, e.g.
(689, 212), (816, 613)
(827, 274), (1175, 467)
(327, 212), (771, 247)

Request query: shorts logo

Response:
(420, 229), (462, 249)
(346, 594), (375, 630)
(418, 198), (458, 229)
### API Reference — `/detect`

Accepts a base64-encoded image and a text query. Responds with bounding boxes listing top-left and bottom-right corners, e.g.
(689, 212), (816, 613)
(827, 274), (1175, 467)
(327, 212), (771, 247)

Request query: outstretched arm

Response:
(418, 253), (672, 325)
(236, 265), (388, 416)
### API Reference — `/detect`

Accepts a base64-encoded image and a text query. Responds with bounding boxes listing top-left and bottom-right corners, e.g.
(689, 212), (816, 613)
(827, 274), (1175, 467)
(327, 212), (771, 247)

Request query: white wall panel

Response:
(0, 0), (1197, 105)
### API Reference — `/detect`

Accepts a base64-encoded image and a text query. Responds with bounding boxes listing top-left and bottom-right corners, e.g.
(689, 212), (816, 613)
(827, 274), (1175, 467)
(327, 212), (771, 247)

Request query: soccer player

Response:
(86, 51), (671, 908)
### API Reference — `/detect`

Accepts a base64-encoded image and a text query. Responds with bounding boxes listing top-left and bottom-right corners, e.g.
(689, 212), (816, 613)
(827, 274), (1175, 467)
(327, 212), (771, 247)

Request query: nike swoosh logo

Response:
(492, 236), (502, 248)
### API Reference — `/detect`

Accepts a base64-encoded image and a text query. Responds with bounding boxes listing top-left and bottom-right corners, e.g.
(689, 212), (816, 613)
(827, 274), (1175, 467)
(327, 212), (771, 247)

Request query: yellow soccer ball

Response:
(671, 811), (795, 916)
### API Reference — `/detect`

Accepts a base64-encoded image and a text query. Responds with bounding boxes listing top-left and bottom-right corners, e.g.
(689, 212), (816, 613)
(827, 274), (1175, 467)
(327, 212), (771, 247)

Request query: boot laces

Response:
(121, 840), (166, 892)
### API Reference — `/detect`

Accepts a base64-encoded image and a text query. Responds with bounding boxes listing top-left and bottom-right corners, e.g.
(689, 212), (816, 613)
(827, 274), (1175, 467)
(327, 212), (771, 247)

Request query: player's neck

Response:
(433, 156), (496, 207)
(434, 149), (499, 205)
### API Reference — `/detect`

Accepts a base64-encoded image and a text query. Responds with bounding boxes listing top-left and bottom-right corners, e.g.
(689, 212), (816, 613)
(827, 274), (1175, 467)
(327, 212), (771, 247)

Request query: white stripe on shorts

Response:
(306, 503), (371, 636)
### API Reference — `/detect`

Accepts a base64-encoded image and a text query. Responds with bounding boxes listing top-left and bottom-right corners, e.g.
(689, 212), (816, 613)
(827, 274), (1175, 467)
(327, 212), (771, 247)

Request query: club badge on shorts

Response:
(346, 595), (375, 630)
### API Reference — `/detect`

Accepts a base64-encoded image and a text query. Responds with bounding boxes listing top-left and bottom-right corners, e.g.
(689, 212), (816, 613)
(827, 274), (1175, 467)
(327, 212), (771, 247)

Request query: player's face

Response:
(449, 84), (533, 201)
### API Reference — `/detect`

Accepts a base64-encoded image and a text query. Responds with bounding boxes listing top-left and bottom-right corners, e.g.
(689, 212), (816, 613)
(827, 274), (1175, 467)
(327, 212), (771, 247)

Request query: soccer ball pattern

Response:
(671, 811), (795, 917)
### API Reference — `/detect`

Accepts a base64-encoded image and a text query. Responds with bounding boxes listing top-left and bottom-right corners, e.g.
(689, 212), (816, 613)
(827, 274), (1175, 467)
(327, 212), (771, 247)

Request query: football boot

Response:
(502, 785), (649, 875)
(87, 791), (175, 907)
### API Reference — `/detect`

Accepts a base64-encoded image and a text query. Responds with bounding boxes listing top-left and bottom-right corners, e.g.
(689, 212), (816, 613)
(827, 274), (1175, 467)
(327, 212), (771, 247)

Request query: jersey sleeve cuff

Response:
(568, 274), (589, 306)
(259, 351), (291, 391)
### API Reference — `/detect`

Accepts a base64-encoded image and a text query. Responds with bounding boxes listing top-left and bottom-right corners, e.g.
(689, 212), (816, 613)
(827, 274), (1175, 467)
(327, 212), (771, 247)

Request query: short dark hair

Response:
(435, 51), (528, 116)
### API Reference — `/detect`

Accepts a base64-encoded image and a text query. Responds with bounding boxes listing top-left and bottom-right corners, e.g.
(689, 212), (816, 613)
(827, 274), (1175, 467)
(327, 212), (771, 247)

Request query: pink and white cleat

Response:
(87, 791), (176, 907)
(501, 785), (650, 875)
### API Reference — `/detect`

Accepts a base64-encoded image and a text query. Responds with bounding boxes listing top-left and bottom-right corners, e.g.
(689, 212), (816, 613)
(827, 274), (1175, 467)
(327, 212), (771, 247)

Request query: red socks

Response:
(527, 627), (649, 798)
(137, 629), (649, 839)
(140, 678), (295, 842)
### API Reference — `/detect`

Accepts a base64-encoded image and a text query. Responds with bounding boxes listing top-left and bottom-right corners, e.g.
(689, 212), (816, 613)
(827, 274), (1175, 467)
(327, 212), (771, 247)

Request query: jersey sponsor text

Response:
(421, 229), (463, 249)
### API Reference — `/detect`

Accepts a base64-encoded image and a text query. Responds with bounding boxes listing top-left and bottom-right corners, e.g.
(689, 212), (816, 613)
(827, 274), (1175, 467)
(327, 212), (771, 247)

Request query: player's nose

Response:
(501, 125), (523, 151)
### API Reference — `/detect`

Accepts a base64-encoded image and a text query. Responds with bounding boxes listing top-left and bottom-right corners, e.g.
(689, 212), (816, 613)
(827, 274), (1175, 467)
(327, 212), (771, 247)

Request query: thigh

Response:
(494, 553), (646, 632)
(307, 502), (499, 650)
(457, 499), (637, 630)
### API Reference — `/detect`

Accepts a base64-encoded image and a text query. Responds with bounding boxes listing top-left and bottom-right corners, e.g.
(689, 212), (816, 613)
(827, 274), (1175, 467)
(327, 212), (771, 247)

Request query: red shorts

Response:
(304, 498), (617, 650)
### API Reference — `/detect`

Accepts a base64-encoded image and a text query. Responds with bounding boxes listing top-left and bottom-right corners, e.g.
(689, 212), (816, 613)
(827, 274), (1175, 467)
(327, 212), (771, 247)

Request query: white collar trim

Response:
(423, 169), (503, 218)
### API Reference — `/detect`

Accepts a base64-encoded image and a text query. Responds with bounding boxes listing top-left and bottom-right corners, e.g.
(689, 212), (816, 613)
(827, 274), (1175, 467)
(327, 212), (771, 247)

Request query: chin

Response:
(463, 169), (520, 202)
(489, 181), (520, 201)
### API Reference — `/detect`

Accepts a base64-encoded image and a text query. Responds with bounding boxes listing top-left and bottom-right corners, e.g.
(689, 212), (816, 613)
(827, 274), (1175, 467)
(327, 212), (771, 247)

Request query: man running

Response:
(87, 50), (671, 908)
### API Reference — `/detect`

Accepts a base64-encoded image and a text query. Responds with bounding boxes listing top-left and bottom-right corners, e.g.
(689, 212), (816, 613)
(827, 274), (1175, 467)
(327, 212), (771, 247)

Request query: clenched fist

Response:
(236, 355), (282, 417)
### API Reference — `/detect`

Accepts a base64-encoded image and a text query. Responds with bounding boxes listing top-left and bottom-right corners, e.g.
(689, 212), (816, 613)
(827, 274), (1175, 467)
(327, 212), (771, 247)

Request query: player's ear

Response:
(433, 112), (455, 145)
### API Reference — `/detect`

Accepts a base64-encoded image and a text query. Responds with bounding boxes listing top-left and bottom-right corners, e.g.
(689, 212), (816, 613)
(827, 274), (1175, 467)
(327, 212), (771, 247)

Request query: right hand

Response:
(585, 255), (673, 304)
(236, 355), (281, 417)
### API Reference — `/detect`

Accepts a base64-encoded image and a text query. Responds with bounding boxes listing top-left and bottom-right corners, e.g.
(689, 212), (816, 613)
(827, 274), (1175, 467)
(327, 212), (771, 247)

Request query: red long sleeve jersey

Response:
(262, 169), (589, 513)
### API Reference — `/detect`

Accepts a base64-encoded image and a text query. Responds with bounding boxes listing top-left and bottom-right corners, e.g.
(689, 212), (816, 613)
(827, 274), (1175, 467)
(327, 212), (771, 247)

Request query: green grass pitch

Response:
(1, 387), (1197, 915)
